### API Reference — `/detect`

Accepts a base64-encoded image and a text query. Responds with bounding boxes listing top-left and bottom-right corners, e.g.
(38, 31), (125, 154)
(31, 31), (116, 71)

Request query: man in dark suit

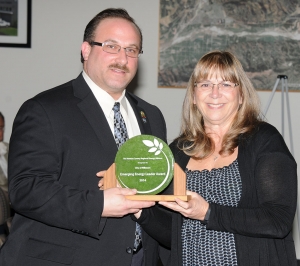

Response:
(0, 8), (166, 266)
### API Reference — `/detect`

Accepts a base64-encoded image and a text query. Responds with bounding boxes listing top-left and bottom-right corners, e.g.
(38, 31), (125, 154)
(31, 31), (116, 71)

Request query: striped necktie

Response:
(112, 102), (142, 252)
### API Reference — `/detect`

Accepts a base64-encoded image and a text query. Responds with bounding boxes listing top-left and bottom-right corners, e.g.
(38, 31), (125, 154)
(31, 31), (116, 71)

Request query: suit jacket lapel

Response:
(72, 74), (118, 164)
(72, 75), (152, 159)
(126, 92), (152, 135)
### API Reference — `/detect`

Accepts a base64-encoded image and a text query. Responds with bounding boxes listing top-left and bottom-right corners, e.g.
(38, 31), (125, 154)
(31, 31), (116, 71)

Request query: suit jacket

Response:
(0, 74), (167, 266)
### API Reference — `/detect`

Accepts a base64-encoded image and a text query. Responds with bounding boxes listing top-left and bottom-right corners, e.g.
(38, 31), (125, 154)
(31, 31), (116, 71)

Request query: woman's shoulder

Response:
(242, 122), (280, 144)
(240, 122), (291, 157)
(169, 138), (181, 157)
(169, 138), (188, 154)
(256, 122), (279, 134)
(169, 138), (190, 168)
(169, 139), (178, 150)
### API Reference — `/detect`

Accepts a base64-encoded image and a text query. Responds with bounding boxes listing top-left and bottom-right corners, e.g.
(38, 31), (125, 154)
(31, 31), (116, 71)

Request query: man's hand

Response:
(97, 170), (154, 217)
(102, 187), (155, 217)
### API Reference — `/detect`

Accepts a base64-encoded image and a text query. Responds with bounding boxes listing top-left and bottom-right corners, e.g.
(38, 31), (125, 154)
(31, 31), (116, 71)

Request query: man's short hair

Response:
(80, 8), (143, 63)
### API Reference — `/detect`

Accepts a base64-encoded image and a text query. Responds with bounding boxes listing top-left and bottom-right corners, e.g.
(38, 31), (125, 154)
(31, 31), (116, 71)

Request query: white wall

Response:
(1, 0), (300, 257)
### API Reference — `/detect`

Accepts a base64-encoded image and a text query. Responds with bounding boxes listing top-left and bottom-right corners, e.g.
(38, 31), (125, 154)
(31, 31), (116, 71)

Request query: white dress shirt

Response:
(82, 71), (141, 139)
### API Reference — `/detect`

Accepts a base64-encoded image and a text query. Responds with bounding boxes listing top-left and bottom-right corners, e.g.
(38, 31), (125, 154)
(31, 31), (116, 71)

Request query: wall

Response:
(0, 0), (300, 256)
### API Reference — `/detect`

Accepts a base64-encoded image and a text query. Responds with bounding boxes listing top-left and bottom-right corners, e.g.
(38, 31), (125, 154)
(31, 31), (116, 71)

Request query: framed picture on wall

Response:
(158, 0), (300, 91)
(0, 0), (31, 48)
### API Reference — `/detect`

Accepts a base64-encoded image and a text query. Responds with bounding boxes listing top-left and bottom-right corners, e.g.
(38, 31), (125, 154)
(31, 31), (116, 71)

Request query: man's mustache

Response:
(109, 64), (129, 73)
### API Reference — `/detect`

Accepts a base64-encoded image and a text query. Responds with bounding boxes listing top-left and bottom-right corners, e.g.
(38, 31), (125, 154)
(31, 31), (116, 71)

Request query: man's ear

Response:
(81, 41), (91, 61)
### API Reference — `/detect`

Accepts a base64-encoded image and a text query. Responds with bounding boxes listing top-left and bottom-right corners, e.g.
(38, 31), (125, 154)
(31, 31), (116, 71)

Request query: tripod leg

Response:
(284, 78), (294, 156)
(281, 79), (284, 136)
(263, 78), (280, 116)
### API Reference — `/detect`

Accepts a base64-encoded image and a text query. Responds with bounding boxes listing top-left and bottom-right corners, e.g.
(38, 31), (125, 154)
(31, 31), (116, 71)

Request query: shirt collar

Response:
(82, 71), (128, 118)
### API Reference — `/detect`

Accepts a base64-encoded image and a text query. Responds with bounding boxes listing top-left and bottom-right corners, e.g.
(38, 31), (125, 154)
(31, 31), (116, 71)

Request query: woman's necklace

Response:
(213, 155), (218, 161)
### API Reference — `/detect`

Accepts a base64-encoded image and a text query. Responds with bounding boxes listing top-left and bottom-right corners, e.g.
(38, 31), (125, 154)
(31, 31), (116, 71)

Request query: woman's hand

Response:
(134, 210), (142, 219)
(96, 170), (121, 190)
(158, 190), (209, 221)
(96, 170), (106, 190)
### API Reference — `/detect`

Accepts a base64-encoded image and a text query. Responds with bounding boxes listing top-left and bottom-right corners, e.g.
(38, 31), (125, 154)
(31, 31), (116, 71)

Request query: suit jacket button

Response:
(126, 247), (133, 254)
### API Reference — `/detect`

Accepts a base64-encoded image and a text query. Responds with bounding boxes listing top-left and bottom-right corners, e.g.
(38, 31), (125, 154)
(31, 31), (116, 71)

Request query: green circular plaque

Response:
(115, 135), (174, 195)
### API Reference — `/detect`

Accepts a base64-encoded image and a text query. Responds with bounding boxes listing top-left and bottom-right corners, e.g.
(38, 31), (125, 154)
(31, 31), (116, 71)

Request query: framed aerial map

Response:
(158, 0), (300, 91)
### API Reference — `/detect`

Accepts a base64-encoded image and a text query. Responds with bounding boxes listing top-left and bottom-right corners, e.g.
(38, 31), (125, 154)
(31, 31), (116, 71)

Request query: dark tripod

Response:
(263, 75), (294, 155)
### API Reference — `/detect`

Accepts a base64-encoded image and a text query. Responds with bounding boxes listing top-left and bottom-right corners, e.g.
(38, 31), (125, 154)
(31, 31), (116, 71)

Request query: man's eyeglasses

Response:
(194, 81), (239, 92)
(91, 41), (143, 58)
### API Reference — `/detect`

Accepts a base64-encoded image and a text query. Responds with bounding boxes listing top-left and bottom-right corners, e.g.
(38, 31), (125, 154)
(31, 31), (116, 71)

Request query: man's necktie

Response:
(113, 102), (128, 148)
(112, 102), (142, 253)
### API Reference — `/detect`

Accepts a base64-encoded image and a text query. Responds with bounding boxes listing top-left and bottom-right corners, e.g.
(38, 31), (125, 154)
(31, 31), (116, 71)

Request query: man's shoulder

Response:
(126, 91), (157, 110)
(18, 78), (79, 115)
(31, 73), (86, 102)
(33, 80), (74, 101)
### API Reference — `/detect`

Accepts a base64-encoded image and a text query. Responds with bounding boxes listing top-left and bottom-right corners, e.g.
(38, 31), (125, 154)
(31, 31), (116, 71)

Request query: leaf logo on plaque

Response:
(115, 135), (174, 194)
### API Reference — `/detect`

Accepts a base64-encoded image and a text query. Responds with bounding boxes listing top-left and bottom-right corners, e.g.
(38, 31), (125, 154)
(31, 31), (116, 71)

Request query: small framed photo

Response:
(0, 0), (32, 48)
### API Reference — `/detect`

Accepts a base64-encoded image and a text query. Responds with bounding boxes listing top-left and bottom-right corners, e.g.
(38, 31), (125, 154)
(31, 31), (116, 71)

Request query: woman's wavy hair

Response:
(177, 50), (263, 158)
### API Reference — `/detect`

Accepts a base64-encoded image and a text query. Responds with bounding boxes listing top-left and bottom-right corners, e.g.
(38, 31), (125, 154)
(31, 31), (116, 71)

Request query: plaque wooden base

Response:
(104, 163), (191, 201)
